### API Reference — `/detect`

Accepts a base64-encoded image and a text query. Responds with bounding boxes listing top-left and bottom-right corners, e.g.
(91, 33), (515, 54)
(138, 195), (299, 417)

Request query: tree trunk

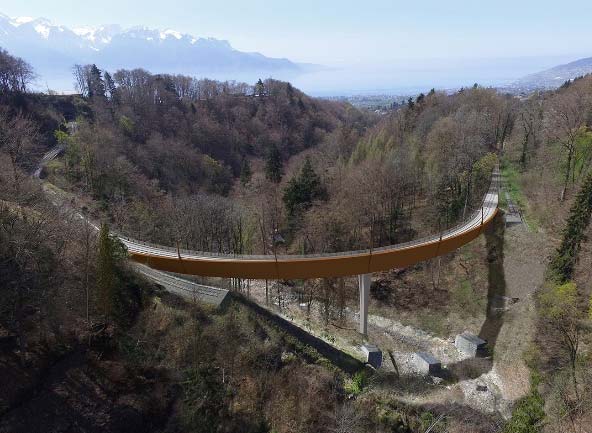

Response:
(265, 279), (269, 305)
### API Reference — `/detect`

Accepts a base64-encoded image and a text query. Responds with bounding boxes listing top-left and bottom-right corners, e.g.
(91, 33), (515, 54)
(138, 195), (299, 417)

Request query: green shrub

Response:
(419, 411), (446, 432)
(345, 370), (367, 395)
(181, 366), (228, 433)
(501, 163), (525, 209)
(117, 333), (151, 365)
(504, 375), (544, 433)
(501, 159), (540, 230)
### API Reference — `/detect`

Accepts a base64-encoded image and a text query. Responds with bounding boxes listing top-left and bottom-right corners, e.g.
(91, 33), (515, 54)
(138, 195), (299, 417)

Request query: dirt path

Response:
(487, 219), (548, 403)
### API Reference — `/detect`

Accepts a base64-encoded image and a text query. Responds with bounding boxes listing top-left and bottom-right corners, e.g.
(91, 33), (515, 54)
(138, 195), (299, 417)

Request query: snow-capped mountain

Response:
(0, 14), (304, 91)
(71, 24), (123, 49)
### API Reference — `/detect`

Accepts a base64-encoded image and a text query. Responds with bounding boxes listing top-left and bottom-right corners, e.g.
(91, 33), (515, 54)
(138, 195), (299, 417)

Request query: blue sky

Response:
(1, 0), (591, 65)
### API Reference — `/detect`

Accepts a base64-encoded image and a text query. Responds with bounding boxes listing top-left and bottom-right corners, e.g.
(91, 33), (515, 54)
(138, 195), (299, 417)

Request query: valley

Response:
(1, 38), (592, 433)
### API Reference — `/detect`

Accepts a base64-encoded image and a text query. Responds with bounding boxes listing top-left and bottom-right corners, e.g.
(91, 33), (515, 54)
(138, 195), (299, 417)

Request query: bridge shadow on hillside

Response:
(444, 212), (507, 382)
(376, 213), (509, 389)
(479, 211), (507, 350)
(368, 213), (512, 392)
(232, 293), (364, 374)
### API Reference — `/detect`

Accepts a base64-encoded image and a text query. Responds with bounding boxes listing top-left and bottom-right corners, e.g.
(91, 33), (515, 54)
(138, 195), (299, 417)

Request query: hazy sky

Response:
(1, 0), (591, 66)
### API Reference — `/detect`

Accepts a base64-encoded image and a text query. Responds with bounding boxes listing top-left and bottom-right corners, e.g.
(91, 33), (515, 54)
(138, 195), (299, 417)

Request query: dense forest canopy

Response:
(71, 64), (353, 187)
(0, 47), (507, 261)
(35, 62), (502, 258)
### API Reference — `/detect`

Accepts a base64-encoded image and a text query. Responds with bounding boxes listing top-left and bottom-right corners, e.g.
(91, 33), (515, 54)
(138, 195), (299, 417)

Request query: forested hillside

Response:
(500, 73), (592, 432)
(4, 42), (592, 432)
(43, 64), (503, 259)
(0, 48), (435, 433)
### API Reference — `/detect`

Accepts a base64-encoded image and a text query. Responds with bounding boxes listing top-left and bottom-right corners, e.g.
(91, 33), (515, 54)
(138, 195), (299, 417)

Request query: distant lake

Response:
(35, 55), (577, 97)
(287, 55), (577, 96)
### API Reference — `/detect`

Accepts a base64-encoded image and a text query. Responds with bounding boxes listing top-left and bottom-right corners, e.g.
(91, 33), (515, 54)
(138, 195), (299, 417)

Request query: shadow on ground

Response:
(232, 294), (364, 374)
(479, 211), (507, 350)
(371, 212), (510, 400)
(442, 212), (508, 382)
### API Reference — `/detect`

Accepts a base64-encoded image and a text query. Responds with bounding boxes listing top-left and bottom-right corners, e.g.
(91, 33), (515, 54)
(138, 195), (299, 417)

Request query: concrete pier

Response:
(361, 343), (382, 369)
(358, 273), (371, 335)
(455, 333), (487, 357)
(413, 352), (441, 375)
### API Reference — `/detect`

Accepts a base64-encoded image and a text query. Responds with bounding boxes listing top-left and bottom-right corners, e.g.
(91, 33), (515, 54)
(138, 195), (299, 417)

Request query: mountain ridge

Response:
(511, 56), (592, 91)
(0, 14), (307, 91)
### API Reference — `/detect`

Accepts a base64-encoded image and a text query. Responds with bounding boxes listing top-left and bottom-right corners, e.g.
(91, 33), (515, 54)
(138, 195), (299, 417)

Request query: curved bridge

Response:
(122, 170), (500, 281)
(37, 144), (499, 335)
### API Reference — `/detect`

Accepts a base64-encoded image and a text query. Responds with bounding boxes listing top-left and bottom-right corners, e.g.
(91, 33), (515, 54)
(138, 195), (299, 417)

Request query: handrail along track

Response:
(123, 169), (500, 279)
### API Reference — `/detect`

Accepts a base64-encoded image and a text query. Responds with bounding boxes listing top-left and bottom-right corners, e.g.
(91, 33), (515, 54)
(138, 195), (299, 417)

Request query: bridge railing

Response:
(120, 168), (500, 261)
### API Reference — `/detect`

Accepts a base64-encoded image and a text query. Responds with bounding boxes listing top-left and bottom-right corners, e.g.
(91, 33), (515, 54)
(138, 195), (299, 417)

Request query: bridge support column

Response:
(358, 273), (371, 335)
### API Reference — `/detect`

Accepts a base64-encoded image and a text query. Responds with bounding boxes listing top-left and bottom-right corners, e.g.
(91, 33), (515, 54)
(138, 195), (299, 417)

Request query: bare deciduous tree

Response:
(0, 110), (38, 199)
(545, 89), (590, 200)
(0, 48), (34, 94)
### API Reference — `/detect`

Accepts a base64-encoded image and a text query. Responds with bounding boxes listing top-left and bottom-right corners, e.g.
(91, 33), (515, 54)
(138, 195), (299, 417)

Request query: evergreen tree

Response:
(96, 223), (126, 318)
(103, 71), (118, 104)
(183, 366), (228, 432)
(254, 78), (265, 97)
(160, 75), (177, 96)
(550, 171), (592, 282)
(97, 223), (115, 316)
(265, 144), (283, 183)
(240, 158), (252, 186)
(88, 64), (106, 99)
(297, 98), (306, 111)
(286, 82), (295, 102)
(283, 157), (327, 216)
